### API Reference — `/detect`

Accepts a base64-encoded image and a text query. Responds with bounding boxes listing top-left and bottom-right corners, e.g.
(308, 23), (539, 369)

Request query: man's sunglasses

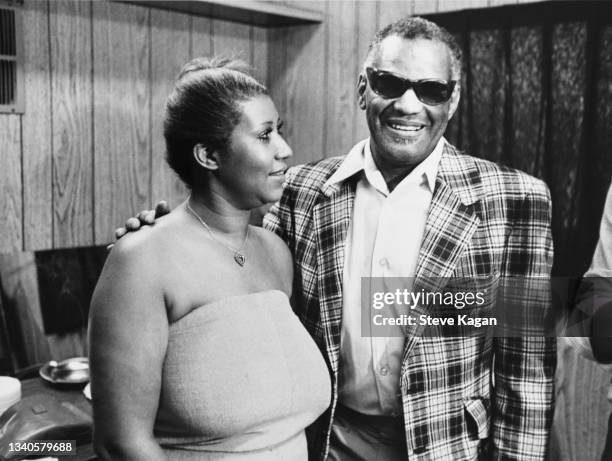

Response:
(365, 67), (456, 105)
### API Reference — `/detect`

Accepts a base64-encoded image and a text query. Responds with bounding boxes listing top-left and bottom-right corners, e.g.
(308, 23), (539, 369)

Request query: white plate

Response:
(39, 357), (90, 385)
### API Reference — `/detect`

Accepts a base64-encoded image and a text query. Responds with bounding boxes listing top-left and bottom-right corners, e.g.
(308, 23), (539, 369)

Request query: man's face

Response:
(358, 36), (460, 179)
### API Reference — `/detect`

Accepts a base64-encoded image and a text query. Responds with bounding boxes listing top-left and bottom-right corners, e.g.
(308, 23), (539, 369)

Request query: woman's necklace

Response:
(185, 200), (249, 267)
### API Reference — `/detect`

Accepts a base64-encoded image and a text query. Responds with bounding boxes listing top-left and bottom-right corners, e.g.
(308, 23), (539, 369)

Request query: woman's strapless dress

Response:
(154, 290), (331, 460)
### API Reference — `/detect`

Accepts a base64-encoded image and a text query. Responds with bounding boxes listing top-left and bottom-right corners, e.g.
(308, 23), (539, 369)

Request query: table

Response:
(0, 377), (95, 461)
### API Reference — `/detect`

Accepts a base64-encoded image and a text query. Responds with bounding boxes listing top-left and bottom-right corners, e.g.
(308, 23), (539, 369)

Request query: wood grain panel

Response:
(92, 1), (151, 245)
(252, 26), (268, 86)
(267, 27), (287, 123)
(22, 0), (52, 251)
(488, 0), (519, 5)
(437, 0), (489, 12)
(354, 0), (378, 141)
(49, 0), (93, 248)
(269, 1), (326, 165)
(212, 19), (252, 64)
(413, 0), (440, 15)
(191, 15), (213, 58)
(0, 115), (22, 253)
(325, 0), (358, 156)
(378, 0), (414, 29)
(150, 9), (190, 209)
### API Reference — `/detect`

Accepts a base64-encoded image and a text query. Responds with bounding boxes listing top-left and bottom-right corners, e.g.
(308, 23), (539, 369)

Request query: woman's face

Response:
(215, 95), (293, 209)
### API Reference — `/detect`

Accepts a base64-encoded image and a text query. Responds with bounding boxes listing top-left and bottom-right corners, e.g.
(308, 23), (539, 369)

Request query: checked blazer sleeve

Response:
(492, 180), (556, 460)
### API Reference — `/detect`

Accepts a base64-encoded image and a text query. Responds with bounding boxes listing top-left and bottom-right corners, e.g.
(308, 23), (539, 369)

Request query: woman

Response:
(88, 57), (331, 460)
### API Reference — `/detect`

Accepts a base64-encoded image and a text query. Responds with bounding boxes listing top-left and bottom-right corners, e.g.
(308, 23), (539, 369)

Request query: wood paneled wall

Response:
(1, 0), (547, 253)
(1, 0), (269, 252)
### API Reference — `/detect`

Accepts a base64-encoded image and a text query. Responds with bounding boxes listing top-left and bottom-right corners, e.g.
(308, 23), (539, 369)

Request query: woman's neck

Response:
(186, 189), (251, 239)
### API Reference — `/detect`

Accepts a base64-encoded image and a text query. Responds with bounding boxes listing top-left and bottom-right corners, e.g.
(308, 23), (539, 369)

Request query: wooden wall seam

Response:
(0, 114), (23, 253)
(321, 0), (329, 159)
(89, 0), (95, 246)
(354, 0), (379, 142)
(147, 6), (153, 215)
(19, 113), (24, 252)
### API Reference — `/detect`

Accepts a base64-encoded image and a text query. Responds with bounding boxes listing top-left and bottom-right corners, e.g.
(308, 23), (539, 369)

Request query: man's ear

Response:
(357, 74), (367, 110)
(448, 84), (461, 121)
(193, 143), (219, 171)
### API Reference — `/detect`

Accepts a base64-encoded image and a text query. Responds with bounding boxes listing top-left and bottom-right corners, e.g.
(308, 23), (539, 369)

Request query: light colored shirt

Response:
(566, 183), (612, 374)
(325, 137), (444, 416)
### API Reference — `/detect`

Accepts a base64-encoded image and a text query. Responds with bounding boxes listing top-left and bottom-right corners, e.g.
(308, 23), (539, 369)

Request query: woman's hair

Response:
(164, 57), (268, 188)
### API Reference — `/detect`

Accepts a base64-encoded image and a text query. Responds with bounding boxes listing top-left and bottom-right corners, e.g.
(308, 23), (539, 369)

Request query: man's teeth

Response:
(389, 123), (424, 132)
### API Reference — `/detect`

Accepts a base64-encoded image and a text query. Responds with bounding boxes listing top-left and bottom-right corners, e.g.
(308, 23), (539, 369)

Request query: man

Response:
(262, 17), (555, 461)
(122, 17), (555, 461)
(566, 183), (612, 460)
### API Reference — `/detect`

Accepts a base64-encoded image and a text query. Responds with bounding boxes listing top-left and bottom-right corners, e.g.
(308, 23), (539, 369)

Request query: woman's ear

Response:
(193, 143), (219, 171)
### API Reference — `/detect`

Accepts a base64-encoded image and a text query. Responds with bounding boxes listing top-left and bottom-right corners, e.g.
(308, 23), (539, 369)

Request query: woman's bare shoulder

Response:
(100, 212), (193, 296)
(251, 226), (291, 263)
(111, 211), (185, 256)
(250, 226), (293, 295)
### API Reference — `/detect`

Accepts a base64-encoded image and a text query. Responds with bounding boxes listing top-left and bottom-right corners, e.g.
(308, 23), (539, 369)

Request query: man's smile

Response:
(384, 118), (427, 135)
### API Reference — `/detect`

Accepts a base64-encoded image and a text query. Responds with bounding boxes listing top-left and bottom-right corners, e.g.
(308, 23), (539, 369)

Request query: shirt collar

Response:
(325, 137), (446, 194)
(324, 139), (368, 187)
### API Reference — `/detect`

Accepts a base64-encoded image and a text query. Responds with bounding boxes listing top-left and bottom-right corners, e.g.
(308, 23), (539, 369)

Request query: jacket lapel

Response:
(402, 145), (484, 361)
(313, 179), (355, 376)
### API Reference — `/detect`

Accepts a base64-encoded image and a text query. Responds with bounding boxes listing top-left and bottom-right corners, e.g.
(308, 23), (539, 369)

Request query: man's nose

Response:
(393, 88), (424, 113)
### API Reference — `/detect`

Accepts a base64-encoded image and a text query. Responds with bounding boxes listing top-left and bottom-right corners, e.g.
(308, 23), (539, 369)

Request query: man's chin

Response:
(381, 141), (429, 160)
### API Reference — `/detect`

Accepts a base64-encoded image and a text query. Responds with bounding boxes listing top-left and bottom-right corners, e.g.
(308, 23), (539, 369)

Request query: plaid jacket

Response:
(264, 141), (556, 461)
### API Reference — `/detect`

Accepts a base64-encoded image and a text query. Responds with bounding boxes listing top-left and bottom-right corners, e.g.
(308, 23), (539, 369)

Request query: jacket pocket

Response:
(464, 398), (490, 440)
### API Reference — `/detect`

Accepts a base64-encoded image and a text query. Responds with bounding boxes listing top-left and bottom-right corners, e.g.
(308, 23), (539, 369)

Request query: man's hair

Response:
(163, 56), (268, 188)
(366, 17), (462, 82)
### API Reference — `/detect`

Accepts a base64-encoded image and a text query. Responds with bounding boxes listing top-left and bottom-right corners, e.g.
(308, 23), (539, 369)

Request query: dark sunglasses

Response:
(365, 67), (456, 105)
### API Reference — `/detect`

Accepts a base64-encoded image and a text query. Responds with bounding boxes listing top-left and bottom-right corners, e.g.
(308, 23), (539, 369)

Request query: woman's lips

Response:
(269, 168), (287, 176)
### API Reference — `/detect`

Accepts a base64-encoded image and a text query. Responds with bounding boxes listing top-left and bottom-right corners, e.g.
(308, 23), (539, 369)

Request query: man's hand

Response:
(108, 201), (171, 250)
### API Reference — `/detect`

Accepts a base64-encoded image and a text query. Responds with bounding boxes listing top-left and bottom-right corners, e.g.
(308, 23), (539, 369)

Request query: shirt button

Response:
(379, 258), (389, 267)
(380, 366), (389, 376)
